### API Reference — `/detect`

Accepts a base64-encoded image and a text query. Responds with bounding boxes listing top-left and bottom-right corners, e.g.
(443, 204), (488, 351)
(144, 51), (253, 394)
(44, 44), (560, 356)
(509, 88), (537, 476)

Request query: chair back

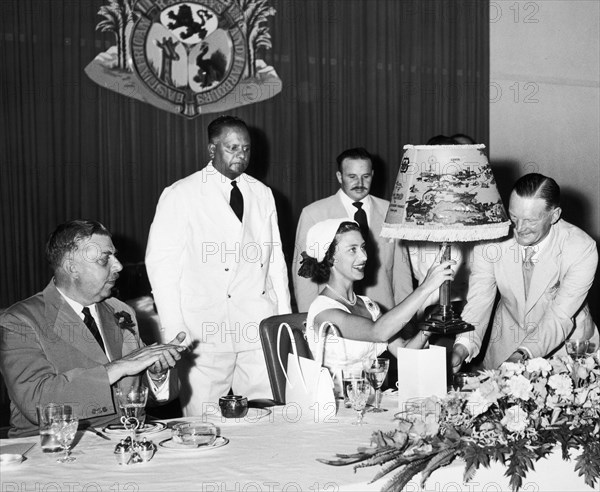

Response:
(259, 313), (311, 404)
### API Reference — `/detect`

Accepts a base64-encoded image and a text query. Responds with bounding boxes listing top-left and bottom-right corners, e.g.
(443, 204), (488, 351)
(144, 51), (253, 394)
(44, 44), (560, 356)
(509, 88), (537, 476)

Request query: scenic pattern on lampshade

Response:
(382, 144), (510, 242)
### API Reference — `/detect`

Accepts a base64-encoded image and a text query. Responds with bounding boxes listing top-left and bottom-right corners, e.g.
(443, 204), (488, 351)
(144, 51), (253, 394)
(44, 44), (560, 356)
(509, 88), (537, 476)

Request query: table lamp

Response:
(381, 144), (510, 335)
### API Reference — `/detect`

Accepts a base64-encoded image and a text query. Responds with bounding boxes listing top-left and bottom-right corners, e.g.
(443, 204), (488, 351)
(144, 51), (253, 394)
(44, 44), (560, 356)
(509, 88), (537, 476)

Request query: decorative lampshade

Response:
(381, 144), (510, 242)
(381, 144), (510, 336)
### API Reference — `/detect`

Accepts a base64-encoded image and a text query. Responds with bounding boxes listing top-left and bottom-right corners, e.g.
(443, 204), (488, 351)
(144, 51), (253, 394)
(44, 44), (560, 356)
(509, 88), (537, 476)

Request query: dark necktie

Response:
(82, 307), (106, 353)
(522, 247), (535, 299)
(230, 181), (244, 222)
(352, 202), (368, 238)
(351, 201), (370, 295)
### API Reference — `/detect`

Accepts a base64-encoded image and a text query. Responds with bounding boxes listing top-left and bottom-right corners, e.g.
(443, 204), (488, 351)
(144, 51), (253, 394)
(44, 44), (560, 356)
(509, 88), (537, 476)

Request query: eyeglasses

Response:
(222, 144), (251, 155)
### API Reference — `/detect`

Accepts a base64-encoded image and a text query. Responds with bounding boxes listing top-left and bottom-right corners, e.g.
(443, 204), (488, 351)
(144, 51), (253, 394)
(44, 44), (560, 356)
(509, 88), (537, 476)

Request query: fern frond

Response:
(420, 448), (459, 487)
(380, 456), (431, 492)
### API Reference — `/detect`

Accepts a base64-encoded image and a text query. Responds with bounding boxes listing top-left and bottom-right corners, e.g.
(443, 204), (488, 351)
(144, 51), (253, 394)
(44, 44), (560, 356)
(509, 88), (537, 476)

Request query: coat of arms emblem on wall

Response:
(85, 0), (281, 117)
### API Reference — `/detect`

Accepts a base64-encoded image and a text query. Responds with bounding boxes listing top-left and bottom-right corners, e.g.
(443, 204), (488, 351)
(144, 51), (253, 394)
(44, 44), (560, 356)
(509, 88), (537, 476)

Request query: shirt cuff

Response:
(518, 346), (534, 360)
(147, 371), (170, 401)
(453, 338), (477, 363)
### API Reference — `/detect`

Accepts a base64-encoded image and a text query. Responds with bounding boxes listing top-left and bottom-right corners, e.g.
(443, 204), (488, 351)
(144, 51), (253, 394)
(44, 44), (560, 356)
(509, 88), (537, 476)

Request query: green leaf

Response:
(354, 448), (402, 471)
(504, 443), (537, 492)
(369, 455), (413, 484)
(573, 441), (600, 489)
(380, 456), (431, 492)
(420, 447), (459, 488)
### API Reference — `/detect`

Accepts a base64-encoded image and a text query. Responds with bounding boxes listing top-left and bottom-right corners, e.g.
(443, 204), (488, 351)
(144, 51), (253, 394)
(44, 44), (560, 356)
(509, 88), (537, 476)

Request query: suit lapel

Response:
(368, 197), (385, 233)
(43, 283), (109, 365)
(500, 239), (527, 319)
(332, 193), (350, 217)
(200, 167), (243, 234)
(525, 228), (561, 314)
(97, 302), (123, 361)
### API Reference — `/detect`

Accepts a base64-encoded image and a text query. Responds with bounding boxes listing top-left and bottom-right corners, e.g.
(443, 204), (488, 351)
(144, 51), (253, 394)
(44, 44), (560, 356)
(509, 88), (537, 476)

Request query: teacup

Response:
(171, 422), (217, 447)
(218, 395), (248, 418)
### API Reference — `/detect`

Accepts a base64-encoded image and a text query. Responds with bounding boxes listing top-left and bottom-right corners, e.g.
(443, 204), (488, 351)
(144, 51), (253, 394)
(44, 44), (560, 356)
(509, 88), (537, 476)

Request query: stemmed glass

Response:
(363, 357), (389, 412)
(565, 338), (589, 361)
(54, 415), (79, 463)
(115, 384), (149, 442)
(342, 367), (365, 408)
(346, 379), (371, 425)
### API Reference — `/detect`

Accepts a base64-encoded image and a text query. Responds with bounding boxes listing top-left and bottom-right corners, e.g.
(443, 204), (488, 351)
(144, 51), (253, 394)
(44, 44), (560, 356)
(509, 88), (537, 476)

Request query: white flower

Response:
(501, 404), (529, 433)
(576, 365), (589, 380)
(500, 362), (525, 377)
(582, 356), (596, 371)
(526, 357), (552, 374)
(548, 373), (573, 399)
(466, 389), (492, 417)
(506, 374), (533, 401)
(479, 380), (502, 403)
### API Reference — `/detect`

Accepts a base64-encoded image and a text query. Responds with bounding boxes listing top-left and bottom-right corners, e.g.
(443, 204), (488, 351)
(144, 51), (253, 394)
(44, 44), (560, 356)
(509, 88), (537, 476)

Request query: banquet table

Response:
(0, 395), (594, 492)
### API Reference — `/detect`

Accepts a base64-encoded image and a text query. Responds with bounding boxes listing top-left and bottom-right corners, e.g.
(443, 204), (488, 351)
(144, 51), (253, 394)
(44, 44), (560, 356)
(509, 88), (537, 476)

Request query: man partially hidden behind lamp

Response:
(452, 173), (598, 370)
(0, 220), (186, 437)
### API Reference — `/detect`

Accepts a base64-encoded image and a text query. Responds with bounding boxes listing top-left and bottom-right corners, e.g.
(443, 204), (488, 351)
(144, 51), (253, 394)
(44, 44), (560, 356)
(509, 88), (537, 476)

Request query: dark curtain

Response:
(0, 0), (489, 307)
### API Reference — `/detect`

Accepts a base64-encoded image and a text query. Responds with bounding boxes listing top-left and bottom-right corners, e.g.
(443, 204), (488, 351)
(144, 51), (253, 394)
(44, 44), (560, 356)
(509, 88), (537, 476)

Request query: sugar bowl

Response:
(218, 395), (248, 418)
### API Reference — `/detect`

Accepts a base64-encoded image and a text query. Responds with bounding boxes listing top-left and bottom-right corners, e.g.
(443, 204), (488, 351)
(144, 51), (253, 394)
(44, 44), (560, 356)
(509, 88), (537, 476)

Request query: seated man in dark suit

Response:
(0, 220), (186, 437)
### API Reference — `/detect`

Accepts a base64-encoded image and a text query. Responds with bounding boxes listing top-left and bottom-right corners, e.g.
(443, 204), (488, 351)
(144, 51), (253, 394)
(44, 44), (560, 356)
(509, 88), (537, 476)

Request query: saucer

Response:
(103, 421), (167, 435)
(159, 436), (229, 451)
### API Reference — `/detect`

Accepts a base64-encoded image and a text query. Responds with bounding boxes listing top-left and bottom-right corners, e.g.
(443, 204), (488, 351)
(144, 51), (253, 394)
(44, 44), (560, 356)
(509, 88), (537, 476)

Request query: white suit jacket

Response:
(292, 191), (413, 313)
(456, 219), (598, 369)
(146, 164), (291, 352)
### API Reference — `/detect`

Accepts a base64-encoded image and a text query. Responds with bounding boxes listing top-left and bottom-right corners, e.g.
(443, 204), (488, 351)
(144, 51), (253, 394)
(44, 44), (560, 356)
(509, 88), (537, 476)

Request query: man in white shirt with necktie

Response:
(292, 147), (413, 314)
(146, 116), (291, 415)
(452, 173), (598, 370)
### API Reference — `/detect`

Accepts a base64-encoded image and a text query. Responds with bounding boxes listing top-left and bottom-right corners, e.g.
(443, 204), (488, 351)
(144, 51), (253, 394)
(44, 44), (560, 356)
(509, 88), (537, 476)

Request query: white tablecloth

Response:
(0, 397), (593, 492)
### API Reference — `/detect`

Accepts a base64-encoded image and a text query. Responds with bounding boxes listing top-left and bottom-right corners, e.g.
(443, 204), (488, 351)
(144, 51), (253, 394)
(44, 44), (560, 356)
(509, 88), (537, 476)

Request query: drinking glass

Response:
(54, 416), (79, 463)
(115, 384), (149, 440)
(565, 339), (589, 360)
(363, 357), (389, 412)
(37, 403), (64, 453)
(342, 367), (365, 408)
(346, 379), (371, 425)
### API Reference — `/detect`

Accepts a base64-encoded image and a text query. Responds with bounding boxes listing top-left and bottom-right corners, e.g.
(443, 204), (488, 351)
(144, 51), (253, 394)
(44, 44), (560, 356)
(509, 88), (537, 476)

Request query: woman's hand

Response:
(420, 258), (456, 293)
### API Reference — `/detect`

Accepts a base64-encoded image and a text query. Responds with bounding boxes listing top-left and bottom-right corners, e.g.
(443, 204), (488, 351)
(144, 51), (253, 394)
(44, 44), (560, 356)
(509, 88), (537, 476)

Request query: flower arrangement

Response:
(114, 311), (136, 333)
(319, 352), (600, 491)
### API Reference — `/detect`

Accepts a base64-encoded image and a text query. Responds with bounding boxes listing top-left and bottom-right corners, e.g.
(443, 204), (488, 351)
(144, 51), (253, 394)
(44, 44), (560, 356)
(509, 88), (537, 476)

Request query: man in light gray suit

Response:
(0, 220), (186, 437)
(452, 173), (598, 370)
(292, 147), (413, 314)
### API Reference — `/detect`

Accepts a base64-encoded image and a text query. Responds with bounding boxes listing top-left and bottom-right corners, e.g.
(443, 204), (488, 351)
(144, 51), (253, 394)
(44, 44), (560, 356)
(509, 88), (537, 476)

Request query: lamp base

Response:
(419, 304), (474, 335)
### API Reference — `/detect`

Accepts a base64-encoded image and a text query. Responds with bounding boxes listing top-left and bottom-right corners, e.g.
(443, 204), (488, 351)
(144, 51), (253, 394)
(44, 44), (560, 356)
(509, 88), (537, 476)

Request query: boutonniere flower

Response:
(114, 311), (136, 333)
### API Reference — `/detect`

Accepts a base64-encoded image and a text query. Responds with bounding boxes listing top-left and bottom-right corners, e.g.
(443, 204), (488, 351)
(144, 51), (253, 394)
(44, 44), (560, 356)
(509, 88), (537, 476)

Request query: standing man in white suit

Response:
(146, 116), (291, 415)
(292, 147), (413, 314)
